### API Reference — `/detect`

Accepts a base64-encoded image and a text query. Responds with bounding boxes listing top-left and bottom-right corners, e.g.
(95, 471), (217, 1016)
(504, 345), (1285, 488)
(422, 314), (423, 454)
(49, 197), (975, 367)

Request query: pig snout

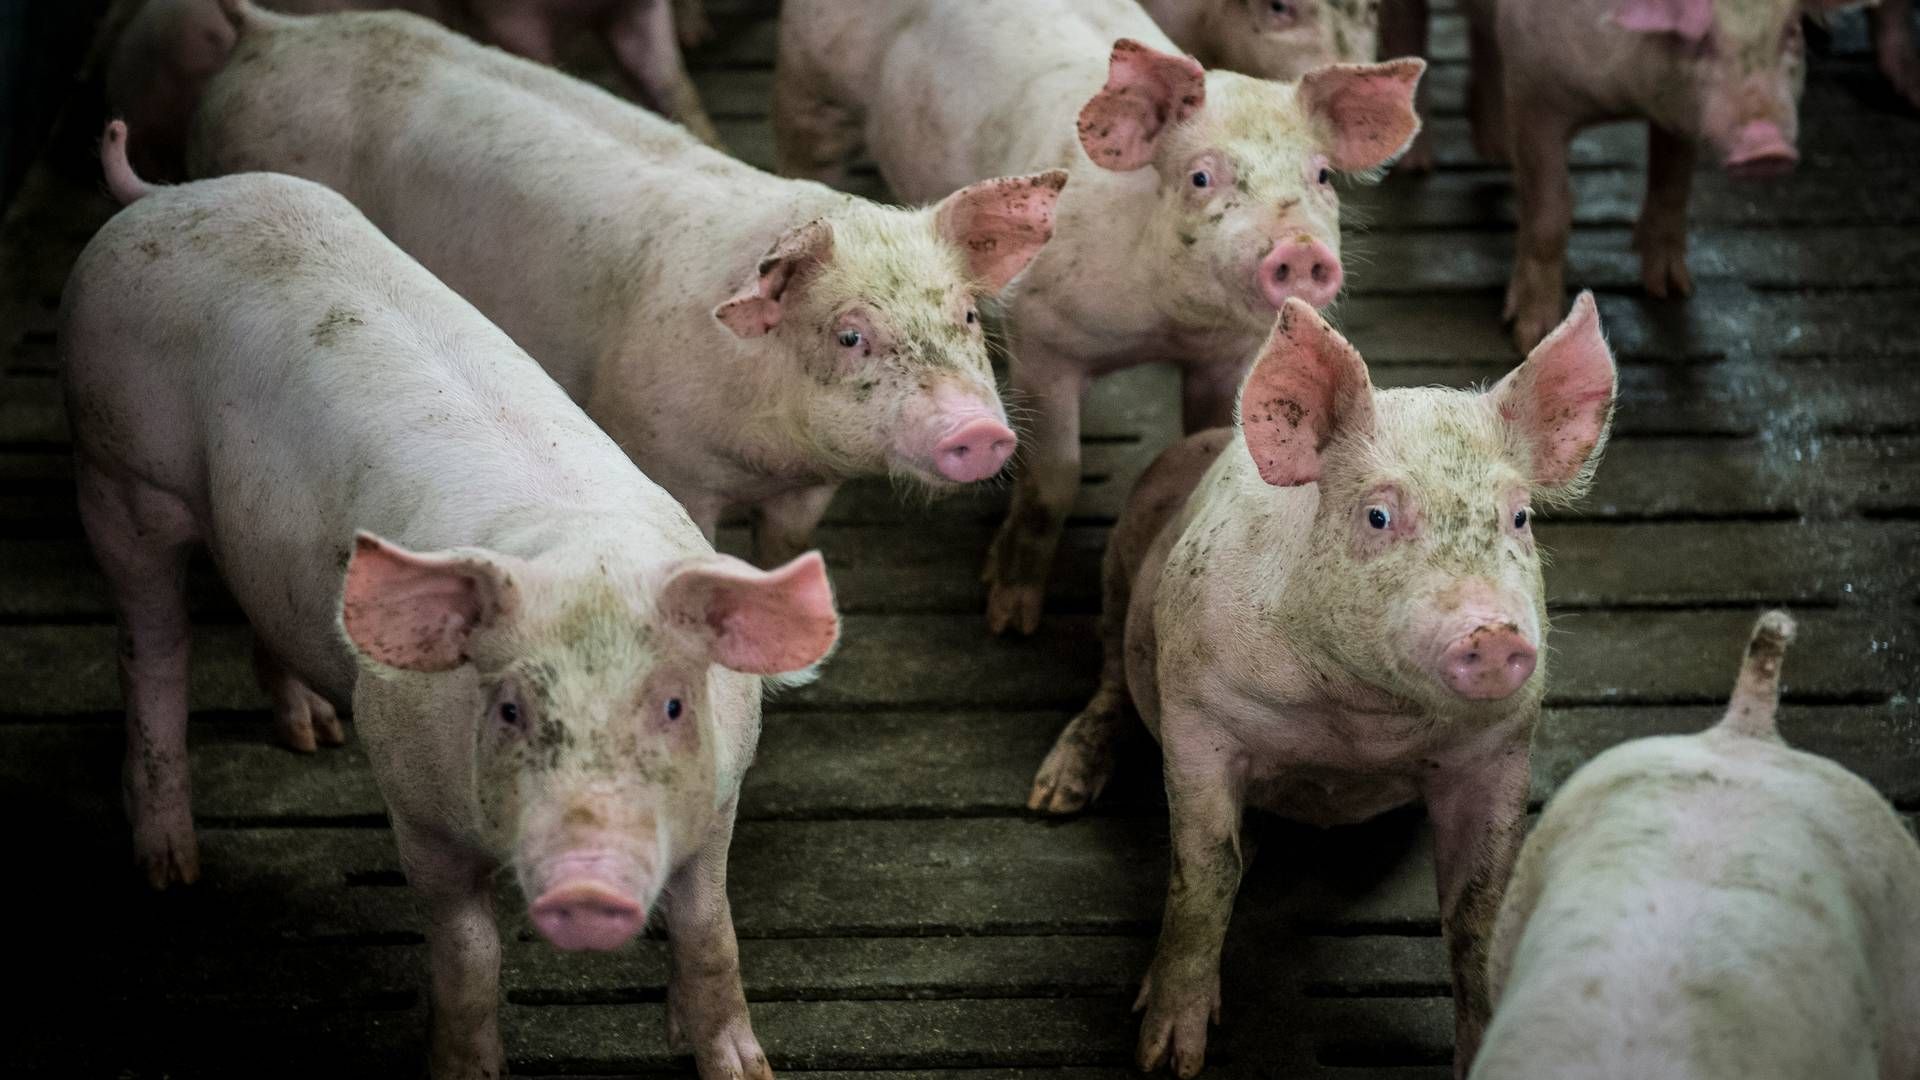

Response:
(1437, 623), (1538, 701)
(1723, 120), (1799, 180)
(933, 417), (1017, 483)
(1256, 236), (1343, 310)
(528, 851), (650, 951)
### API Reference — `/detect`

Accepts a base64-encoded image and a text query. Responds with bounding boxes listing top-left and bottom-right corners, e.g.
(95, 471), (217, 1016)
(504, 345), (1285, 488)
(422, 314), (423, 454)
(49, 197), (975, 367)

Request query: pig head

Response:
(1143, 0), (1382, 82)
(341, 532), (838, 951)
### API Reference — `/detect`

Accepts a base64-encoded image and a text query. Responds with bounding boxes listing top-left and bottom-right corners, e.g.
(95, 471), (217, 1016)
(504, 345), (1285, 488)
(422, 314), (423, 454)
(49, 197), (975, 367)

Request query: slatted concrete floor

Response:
(4, 1), (1920, 1076)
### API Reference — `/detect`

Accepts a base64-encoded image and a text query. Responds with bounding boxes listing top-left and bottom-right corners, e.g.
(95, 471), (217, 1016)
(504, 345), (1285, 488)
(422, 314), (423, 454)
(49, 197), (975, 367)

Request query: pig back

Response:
(63, 172), (675, 701)
(187, 7), (783, 403)
(850, 0), (1180, 202)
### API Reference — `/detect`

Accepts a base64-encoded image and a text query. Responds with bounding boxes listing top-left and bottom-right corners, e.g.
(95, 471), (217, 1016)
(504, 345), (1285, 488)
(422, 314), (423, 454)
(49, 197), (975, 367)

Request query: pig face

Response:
(342, 535), (838, 951)
(716, 171), (1067, 489)
(1179, 0), (1382, 81)
(1076, 41), (1422, 324)
(1239, 295), (1615, 713)
(1611, 0), (1865, 176)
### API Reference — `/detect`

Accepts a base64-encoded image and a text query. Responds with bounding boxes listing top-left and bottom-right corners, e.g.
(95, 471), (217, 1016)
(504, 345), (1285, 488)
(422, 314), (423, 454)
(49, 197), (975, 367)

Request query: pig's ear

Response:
(714, 219), (836, 338)
(660, 552), (840, 676)
(1076, 39), (1207, 172)
(1610, 0), (1713, 41)
(933, 169), (1069, 293)
(1298, 58), (1426, 171)
(1238, 298), (1375, 487)
(341, 531), (520, 673)
(1491, 291), (1617, 493)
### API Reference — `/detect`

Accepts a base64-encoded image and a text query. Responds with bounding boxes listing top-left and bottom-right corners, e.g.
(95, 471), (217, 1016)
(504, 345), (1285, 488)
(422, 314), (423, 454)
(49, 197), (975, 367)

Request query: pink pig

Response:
(775, 0), (1423, 634)
(188, 4), (1064, 565)
(65, 122), (837, 1079)
(1140, 0), (1382, 82)
(1030, 295), (1617, 1076)
(1475, 612), (1920, 1079)
(1433, 0), (1871, 351)
(103, 0), (716, 180)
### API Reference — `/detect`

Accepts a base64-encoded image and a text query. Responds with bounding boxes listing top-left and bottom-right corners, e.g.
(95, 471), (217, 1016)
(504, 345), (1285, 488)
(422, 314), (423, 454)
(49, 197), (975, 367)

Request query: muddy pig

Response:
(1030, 294), (1617, 1075)
(1453, 0), (1873, 351)
(1475, 611), (1920, 1079)
(104, 0), (716, 179)
(64, 121), (838, 1079)
(1141, 0), (1382, 82)
(189, 3), (1064, 565)
(776, 0), (1423, 634)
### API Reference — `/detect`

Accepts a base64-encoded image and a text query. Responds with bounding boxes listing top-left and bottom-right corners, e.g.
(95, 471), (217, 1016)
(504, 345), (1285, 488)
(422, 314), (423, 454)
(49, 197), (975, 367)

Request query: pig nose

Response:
(1256, 236), (1342, 310)
(933, 417), (1016, 483)
(1724, 120), (1798, 180)
(530, 880), (645, 951)
(1439, 625), (1538, 701)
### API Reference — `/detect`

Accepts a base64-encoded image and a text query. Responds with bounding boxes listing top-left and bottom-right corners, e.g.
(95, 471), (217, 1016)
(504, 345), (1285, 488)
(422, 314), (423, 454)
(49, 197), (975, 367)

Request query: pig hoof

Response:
(687, 1017), (774, 1080)
(133, 817), (201, 889)
(985, 583), (1045, 636)
(271, 682), (346, 753)
(1134, 971), (1221, 1077)
(1028, 727), (1114, 815)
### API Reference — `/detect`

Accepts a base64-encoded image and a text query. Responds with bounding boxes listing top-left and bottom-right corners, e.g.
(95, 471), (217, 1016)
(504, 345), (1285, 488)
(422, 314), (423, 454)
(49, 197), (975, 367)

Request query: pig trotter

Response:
(1634, 124), (1696, 301)
(1029, 689), (1126, 814)
(1133, 965), (1222, 1077)
(253, 637), (346, 753)
(983, 508), (1063, 636)
(128, 785), (201, 889)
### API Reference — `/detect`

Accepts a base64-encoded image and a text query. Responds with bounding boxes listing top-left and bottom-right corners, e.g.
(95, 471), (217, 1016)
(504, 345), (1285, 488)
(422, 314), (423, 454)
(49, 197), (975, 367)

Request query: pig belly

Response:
(1244, 767), (1422, 827)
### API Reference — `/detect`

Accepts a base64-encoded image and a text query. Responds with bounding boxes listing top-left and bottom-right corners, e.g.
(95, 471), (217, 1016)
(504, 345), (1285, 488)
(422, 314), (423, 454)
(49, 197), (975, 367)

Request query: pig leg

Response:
(1030, 520), (1138, 813)
(602, 0), (725, 148)
(1380, 0), (1434, 173)
(1136, 736), (1243, 1077)
(77, 459), (201, 889)
(1874, 0), (1920, 111)
(470, 0), (561, 66)
(751, 484), (837, 568)
(252, 636), (346, 753)
(1634, 123), (1695, 300)
(1465, 15), (1508, 164)
(664, 815), (773, 1080)
(1425, 742), (1530, 1077)
(771, 61), (863, 186)
(1180, 359), (1241, 433)
(983, 358), (1084, 636)
(400, 827), (507, 1080)
(674, 0), (713, 48)
(1502, 101), (1575, 354)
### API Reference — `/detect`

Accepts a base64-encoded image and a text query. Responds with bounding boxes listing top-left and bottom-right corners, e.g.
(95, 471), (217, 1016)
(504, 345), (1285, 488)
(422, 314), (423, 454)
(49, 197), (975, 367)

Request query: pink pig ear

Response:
(340, 532), (520, 672)
(1611, 0), (1713, 41)
(933, 169), (1069, 293)
(1238, 298), (1375, 487)
(1491, 291), (1617, 492)
(660, 552), (840, 676)
(1076, 39), (1207, 172)
(1298, 58), (1426, 171)
(714, 219), (836, 338)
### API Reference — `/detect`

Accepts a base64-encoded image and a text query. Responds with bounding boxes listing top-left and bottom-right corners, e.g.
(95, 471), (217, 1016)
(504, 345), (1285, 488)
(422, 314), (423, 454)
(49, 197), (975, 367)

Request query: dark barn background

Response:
(3, 0), (1919, 1076)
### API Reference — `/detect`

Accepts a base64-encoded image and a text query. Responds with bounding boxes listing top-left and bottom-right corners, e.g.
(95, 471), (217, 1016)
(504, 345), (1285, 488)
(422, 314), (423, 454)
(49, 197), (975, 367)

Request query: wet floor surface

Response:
(2, 1), (1917, 1076)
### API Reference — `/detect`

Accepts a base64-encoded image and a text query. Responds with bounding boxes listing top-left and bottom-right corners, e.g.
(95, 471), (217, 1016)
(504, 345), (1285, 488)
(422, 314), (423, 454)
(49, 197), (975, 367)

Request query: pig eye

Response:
(836, 329), (863, 348)
(1269, 0), (1288, 13)
(1190, 169), (1213, 189)
(1316, 167), (1332, 185)
(965, 308), (978, 326)
(1367, 506), (1391, 530)
(1513, 508), (1530, 530)
(664, 697), (683, 721)
(496, 699), (527, 733)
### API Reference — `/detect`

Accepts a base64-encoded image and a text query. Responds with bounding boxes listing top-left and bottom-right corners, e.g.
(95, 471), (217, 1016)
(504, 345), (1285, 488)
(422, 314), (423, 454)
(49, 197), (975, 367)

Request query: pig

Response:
(65, 121), (837, 1079)
(1140, 0), (1382, 82)
(775, 0), (1425, 634)
(1874, 0), (1920, 109)
(1029, 294), (1618, 1076)
(1474, 611), (1920, 1079)
(188, 3), (1065, 567)
(1450, 0), (1871, 351)
(102, 0), (717, 180)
